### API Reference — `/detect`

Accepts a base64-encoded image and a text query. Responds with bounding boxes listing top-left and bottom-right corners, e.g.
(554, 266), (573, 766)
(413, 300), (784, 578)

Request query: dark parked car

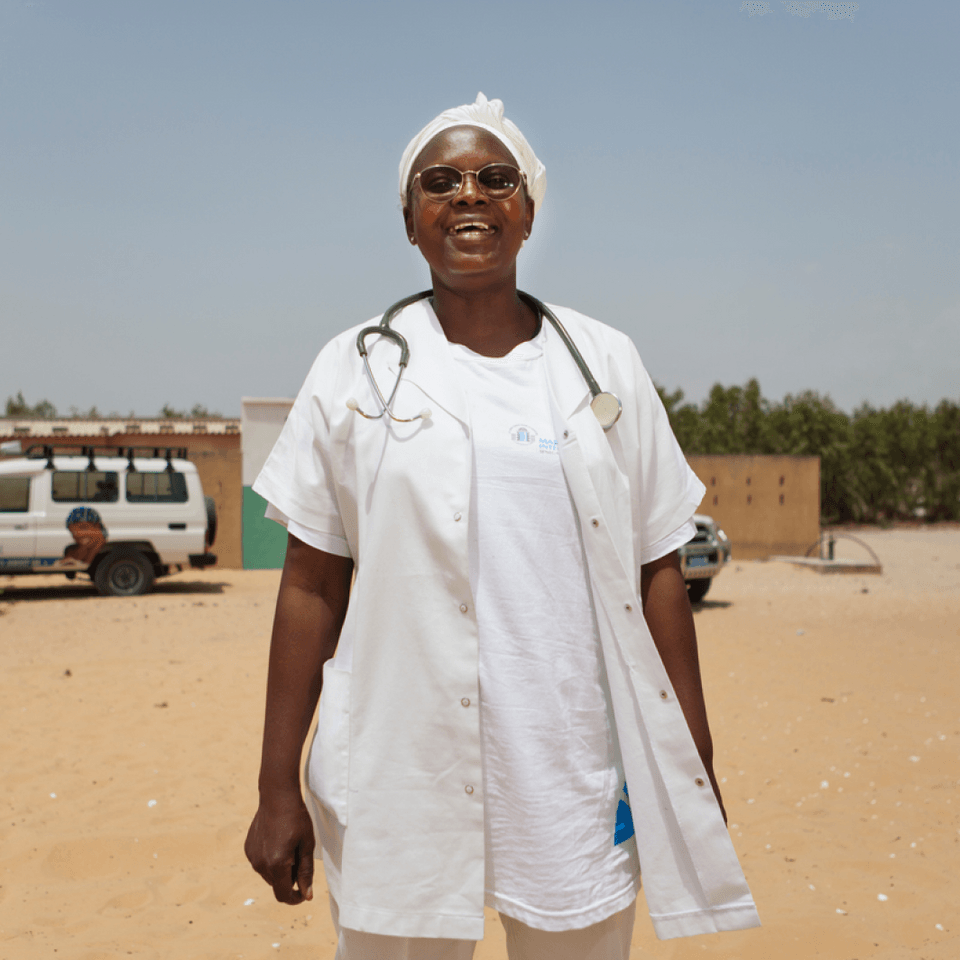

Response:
(678, 513), (730, 603)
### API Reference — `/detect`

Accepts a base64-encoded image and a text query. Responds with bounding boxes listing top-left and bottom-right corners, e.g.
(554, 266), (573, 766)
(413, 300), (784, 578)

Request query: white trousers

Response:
(329, 895), (637, 960)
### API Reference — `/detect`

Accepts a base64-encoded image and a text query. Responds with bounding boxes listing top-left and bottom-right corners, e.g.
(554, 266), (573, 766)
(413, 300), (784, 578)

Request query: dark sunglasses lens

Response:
(418, 164), (522, 200)
(477, 164), (521, 198)
(419, 166), (462, 198)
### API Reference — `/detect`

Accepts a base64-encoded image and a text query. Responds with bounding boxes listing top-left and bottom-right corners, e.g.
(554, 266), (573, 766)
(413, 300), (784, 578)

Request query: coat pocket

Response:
(305, 662), (351, 825)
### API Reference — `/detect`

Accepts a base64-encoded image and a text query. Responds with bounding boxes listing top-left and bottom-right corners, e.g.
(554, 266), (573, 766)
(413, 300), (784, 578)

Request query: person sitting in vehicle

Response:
(93, 477), (119, 502)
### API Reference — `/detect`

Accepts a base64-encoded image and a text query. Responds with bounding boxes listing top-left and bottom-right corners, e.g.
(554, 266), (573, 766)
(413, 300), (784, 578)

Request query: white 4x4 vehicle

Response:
(0, 443), (217, 596)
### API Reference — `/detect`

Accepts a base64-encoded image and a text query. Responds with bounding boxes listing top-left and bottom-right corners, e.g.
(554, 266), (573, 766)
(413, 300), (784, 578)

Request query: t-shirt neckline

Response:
(448, 323), (547, 364)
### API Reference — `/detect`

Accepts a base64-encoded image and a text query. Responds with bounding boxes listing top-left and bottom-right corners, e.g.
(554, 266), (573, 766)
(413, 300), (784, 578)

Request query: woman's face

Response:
(403, 126), (535, 294)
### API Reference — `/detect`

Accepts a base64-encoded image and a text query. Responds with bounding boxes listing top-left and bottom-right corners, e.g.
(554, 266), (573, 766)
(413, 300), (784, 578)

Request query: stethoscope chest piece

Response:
(590, 392), (622, 431)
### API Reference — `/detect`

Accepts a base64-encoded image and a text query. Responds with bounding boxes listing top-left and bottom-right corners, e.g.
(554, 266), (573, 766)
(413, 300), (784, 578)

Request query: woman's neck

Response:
(430, 280), (539, 358)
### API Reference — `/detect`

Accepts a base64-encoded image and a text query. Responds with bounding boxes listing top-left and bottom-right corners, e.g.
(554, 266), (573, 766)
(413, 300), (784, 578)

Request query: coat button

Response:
(624, 603), (632, 612)
(454, 512), (462, 521)
(464, 785), (474, 795)
(659, 690), (668, 700)
(695, 777), (706, 787)
(591, 519), (599, 528)
(461, 698), (470, 707)
(459, 603), (468, 614)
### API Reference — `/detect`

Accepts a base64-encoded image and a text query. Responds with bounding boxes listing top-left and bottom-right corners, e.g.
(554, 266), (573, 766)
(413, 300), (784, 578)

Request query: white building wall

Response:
(241, 398), (293, 487)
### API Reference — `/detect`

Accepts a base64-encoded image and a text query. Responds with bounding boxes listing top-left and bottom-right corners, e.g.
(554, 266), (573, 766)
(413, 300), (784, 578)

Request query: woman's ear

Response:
(402, 207), (417, 245)
(523, 195), (535, 240)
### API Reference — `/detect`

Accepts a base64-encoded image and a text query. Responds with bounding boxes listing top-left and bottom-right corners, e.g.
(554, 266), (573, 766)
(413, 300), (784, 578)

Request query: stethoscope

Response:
(346, 290), (622, 431)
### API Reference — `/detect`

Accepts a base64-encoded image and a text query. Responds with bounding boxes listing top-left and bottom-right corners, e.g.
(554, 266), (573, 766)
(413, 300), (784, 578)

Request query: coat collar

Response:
(385, 299), (592, 427)
(540, 314), (593, 422)
(384, 299), (470, 427)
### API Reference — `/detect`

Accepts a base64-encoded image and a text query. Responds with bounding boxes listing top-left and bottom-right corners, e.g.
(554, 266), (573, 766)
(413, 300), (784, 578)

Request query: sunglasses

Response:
(412, 163), (525, 203)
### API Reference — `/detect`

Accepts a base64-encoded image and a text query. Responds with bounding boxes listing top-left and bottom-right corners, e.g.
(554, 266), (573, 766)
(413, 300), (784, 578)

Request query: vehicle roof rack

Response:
(23, 444), (190, 471)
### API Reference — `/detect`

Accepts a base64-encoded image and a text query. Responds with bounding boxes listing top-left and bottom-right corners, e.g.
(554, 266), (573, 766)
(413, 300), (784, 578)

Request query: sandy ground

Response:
(1, 527), (958, 960)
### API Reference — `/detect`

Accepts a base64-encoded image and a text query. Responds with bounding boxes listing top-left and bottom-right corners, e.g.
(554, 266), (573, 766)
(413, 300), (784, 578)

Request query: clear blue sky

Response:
(2, 0), (957, 417)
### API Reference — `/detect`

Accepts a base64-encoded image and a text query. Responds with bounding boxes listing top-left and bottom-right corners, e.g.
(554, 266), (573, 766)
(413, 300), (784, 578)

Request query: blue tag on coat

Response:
(614, 782), (634, 845)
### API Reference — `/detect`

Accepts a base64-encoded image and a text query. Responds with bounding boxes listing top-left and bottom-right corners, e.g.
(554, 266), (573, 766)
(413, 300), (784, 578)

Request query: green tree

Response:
(926, 400), (960, 521)
(695, 379), (770, 454)
(5, 391), (58, 418)
(68, 404), (101, 419)
(656, 385), (701, 452)
(660, 378), (772, 455)
(159, 403), (222, 419)
(658, 378), (959, 525)
(766, 392), (853, 522)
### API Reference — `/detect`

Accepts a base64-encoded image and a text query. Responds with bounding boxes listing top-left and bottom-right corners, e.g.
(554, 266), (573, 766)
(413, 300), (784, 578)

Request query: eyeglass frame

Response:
(410, 163), (527, 204)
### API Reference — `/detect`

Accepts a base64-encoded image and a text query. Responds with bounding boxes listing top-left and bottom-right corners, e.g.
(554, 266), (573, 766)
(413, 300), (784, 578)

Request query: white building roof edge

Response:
(0, 418), (241, 438)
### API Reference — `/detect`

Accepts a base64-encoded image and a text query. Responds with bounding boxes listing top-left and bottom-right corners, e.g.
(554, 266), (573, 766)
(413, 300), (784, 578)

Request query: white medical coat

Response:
(254, 300), (761, 941)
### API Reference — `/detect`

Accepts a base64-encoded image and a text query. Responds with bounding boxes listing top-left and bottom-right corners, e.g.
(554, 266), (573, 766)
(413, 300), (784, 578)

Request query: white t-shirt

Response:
(449, 328), (640, 929)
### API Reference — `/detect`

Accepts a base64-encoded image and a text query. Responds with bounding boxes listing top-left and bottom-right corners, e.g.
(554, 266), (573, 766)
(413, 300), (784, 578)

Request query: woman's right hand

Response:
(245, 537), (354, 905)
(244, 789), (316, 904)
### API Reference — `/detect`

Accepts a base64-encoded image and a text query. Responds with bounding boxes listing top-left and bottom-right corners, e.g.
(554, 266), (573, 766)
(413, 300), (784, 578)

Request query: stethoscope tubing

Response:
(516, 291), (603, 400)
(351, 290), (621, 430)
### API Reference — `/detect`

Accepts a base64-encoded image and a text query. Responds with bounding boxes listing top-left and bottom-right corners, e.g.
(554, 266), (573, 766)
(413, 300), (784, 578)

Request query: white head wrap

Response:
(399, 93), (547, 213)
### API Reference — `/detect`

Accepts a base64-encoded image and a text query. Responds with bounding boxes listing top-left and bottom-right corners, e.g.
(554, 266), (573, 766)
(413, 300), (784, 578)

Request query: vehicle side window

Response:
(51, 471), (120, 503)
(125, 471), (188, 503)
(0, 477), (31, 512)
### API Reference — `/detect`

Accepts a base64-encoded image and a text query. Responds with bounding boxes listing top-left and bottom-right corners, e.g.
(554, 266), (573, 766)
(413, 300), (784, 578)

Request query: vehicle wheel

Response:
(686, 578), (711, 604)
(94, 549), (155, 597)
(204, 496), (218, 547)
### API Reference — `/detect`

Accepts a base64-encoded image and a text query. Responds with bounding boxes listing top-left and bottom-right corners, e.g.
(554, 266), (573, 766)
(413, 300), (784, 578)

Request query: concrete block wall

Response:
(687, 454), (821, 560)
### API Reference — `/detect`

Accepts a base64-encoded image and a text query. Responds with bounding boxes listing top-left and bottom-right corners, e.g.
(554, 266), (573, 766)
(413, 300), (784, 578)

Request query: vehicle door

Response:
(0, 471), (40, 572)
(122, 467), (196, 563)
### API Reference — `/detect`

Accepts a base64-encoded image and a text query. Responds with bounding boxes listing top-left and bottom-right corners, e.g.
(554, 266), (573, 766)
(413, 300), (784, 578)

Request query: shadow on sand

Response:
(0, 578), (230, 603)
(691, 598), (732, 611)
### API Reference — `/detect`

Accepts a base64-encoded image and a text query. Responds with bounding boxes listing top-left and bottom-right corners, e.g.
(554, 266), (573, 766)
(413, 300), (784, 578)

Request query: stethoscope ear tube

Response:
(352, 326), (419, 420)
(356, 324), (410, 368)
(379, 289), (434, 332)
(349, 291), (433, 421)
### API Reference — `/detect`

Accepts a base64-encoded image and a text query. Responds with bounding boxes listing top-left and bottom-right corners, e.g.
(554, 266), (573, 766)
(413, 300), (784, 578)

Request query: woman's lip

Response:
(449, 221), (497, 235)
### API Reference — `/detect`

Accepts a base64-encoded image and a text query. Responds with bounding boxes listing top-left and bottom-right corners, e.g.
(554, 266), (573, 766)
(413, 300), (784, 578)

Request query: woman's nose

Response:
(454, 172), (486, 204)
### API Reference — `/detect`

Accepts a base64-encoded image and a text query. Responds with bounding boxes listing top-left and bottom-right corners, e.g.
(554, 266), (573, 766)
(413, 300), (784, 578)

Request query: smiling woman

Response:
(243, 93), (760, 960)
(402, 124), (537, 355)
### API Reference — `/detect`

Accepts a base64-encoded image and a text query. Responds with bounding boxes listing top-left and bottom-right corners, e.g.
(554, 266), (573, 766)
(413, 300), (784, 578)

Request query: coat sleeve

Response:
(624, 342), (706, 563)
(253, 342), (352, 556)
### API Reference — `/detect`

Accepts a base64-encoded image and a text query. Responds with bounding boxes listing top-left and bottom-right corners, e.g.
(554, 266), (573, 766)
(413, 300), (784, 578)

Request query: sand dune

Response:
(1, 527), (957, 959)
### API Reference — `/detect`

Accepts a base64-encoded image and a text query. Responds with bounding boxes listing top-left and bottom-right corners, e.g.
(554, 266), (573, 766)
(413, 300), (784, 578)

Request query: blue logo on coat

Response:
(614, 781), (634, 845)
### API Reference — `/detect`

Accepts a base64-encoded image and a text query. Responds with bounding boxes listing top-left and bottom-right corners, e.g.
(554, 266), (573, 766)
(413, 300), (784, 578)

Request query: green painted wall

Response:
(242, 486), (287, 569)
